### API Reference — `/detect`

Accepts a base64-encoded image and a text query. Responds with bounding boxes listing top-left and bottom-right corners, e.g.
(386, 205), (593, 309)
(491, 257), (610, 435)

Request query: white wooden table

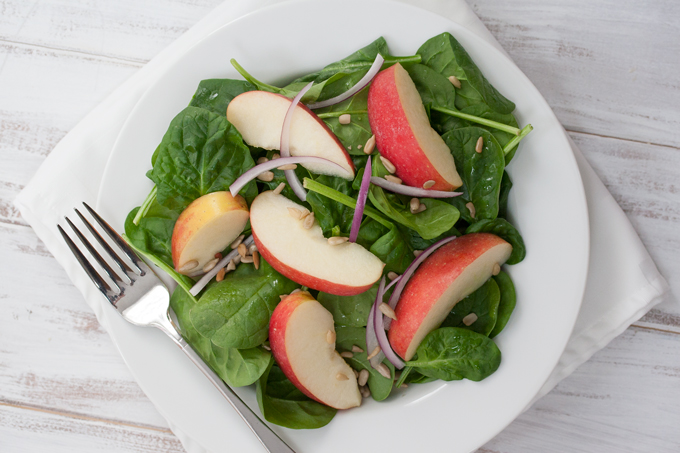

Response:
(1, 1), (679, 451)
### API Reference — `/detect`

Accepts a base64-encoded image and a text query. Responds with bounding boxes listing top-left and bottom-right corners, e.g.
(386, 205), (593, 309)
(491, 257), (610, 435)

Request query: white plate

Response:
(97, 0), (589, 451)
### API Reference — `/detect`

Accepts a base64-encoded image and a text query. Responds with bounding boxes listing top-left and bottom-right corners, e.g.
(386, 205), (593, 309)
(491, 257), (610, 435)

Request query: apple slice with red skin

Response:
(368, 63), (463, 191)
(226, 90), (355, 180)
(250, 190), (384, 296)
(269, 291), (362, 410)
(388, 233), (512, 360)
(171, 191), (249, 275)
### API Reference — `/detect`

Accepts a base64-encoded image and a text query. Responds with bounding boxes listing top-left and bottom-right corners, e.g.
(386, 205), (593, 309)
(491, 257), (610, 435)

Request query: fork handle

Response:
(176, 337), (295, 453)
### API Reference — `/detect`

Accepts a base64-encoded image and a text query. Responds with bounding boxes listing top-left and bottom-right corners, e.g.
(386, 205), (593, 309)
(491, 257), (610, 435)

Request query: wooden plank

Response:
(0, 0), (220, 62)
(471, 0), (680, 148)
(0, 403), (184, 453)
(483, 326), (680, 452)
(0, 222), (169, 428)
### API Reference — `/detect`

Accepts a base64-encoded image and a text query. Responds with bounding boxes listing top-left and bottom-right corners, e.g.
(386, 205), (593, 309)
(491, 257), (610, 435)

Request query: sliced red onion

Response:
(306, 54), (385, 109)
(370, 177), (463, 198)
(229, 156), (346, 197)
(281, 82), (314, 201)
(372, 276), (405, 369)
(349, 156), (372, 243)
(384, 236), (457, 330)
(189, 235), (254, 296)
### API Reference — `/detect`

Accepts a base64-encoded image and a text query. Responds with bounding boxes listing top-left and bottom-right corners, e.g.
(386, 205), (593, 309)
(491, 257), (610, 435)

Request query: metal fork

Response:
(58, 202), (295, 453)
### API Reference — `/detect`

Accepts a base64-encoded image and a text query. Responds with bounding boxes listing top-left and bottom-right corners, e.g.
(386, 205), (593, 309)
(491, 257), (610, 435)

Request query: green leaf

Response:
(306, 174), (356, 237)
(256, 359), (336, 429)
(369, 225), (414, 274)
(124, 203), (176, 268)
(368, 155), (460, 240)
(490, 271), (517, 338)
(417, 32), (515, 114)
(441, 278), (500, 336)
(188, 79), (255, 116)
(190, 259), (298, 349)
(148, 106), (256, 211)
(407, 63), (457, 115)
(315, 88), (372, 154)
(443, 127), (505, 221)
(334, 326), (394, 401)
(170, 287), (270, 387)
(407, 327), (501, 381)
(318, 284), (378, 327)
(498, 171), (513, 219)
(465, 218), (526, 264)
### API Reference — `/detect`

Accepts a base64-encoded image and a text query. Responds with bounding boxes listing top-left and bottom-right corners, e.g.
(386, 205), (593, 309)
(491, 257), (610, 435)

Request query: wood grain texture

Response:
(0, 0), (679, 452)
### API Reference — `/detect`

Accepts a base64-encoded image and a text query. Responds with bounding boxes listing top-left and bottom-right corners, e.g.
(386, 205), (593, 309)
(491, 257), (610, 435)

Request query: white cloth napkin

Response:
(14, 0), (669, 450)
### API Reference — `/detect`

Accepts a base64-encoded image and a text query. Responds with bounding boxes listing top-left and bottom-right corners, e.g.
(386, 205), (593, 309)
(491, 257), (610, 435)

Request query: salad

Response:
(124, 32), (530, 429)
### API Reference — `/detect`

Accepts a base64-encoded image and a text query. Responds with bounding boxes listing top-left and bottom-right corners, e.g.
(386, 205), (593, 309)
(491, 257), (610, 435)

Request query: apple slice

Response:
(388, 233), (512, 360)
(269, 291), (361, 410)
(250, 190), (384, 296)
(171, 191), (249, 275)
(368, 63), (463, 191)
(227, 91), (355, 180)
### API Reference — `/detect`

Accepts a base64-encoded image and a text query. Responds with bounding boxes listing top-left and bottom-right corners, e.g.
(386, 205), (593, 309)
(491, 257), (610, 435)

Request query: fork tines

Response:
(59, 203), (142, 305)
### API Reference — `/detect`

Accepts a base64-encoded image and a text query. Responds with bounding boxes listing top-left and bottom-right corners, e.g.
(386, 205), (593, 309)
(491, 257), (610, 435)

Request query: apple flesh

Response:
(171, 191), (249, 275)
(388, 233), (512, 360)
(227, 91), (355, 180)
(269, 291), (361, 410)
(249, 190), (384, 296)
(368, 63), (462, 191)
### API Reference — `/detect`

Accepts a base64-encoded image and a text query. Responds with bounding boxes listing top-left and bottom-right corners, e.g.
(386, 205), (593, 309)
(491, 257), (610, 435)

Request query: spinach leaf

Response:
(190, 259), (298, 350)
(368, 156), (460, 240)
(399, 367), (437, 385)
(417, 32), (515, 114)
(407, 327), (501, 381)
(465, 218), (526, 264)
(256, 359), (336, 429)
(407, 63), (457, 116)
(170, 287), (270, 387)
(369, 225), (414, 274)
(148, 106), (256, 211)
(335, 326), (394, 401)
(498, 171), (513, 219)
(306, 174), (356, 236)
(443, 127), (505, 221)
(124, 202), (177, 268)
(490, 271), (517, 338)
(315, 88), (372, 154)
(318, 284), (377, 327)
(441, 278), (500, 336)
(189, 79), (255, 116)
(355, 218), (388, 250)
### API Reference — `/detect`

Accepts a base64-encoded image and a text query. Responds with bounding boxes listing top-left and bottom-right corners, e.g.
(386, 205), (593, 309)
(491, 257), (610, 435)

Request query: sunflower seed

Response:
(178, 260), (198, 273)
(216, 267), (226, 282)
(336, 372), (349, 381)
(272, 153), (281, 160)
(360, 385), (371, 398)
(237, 243), (247, 258)
(203, 258), (219, 273)
(475, 136), (484, 154)
(413, 250), (423, 258)
(252, 251), (260, 270)
(364, 135), (376, 154)
(366, 346), (381, 360)
(287, 207), (303, 219)
(262, 344), (271, 351)
(380, 156), (396, 173)
(339, 113), (351, 124)
(230, 234), (245, 249)
(326, 330), (336, 344)
(466, 202), (476, 219)
(277, 164), (297, 171)
(492, 263), (501, 276)
(409, 198), (420, 213)
(448, 75), (462, 89)
(241, 255), (254, 263)
(273, 182), (286, 195)
(379, 303), (397, 321)
(462, 313), (478, 326)
(328, 236), (349, 245)
(226, 259), (236, 272)
(415, 203), (427, 213)
(352, 345), (364, 353)
(358, 369), (369, 386)
(422, 180), (435, 189)
(340, 351), (354, 358)
(384, 175), (402, 184)
(257, 171), (274, 182)
(377, 363), (391, 379)
(257, 156), (269, 165)
(387, 271), (399, 281)
(303, 212), (315, 229)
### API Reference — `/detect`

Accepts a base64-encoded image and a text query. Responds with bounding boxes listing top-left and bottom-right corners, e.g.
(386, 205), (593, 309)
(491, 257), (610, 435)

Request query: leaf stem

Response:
(432, 106), (521, 135)
(502, 124), (533, 155)
(302, 178), (393, 229)
(230, 58), (282, 93)
(384, 55), (422, 66)
(395, 366), (413, 387)
(122, 233), (198, 304)
(132, 185), (157, 226)
(316, 110), (368, 119)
